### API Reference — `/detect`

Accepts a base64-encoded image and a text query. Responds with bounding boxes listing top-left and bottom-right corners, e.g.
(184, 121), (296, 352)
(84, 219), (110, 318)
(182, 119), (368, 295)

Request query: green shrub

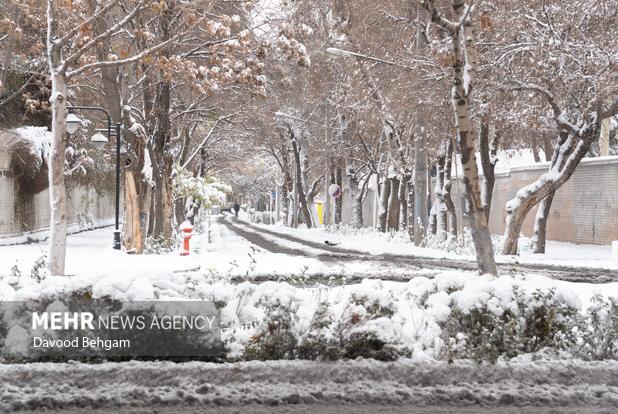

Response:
(439, 287), (579, 363)
(576, 294), (618, 360)
(343, 331), (399, 361)
(243, 302), (297, 361)
(298, 302), (341, 360)
(143, 235), (176, 254)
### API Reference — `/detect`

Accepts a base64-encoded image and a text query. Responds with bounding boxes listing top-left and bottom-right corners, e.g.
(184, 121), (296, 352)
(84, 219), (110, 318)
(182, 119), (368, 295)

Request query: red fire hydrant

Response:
(179, 220), (194, 256)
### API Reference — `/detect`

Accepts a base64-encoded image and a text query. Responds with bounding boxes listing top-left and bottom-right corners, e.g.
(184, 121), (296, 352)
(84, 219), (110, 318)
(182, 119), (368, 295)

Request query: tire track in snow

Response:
(223, 216), (618, 283)
(3, 359), (618, 412)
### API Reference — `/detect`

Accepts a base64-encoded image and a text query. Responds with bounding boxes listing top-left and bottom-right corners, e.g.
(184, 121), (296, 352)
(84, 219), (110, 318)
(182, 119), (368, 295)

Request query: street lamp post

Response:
(67, 106), (122, 250)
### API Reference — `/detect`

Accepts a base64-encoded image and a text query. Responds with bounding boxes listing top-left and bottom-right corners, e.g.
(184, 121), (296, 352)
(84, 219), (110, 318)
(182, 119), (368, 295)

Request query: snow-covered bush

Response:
(424, 229), (504, 256)
(29, 253), (48, 283)
(247, 209), (275, 224)
(5, 254), (49, 285)
(143, 235), (176, 255)
(243, 291), (405, 361)
(2, 264), (616, 363)
(297, 302), (341, 360)
(323, 224), (411, 244)
(323, 224), (505, 256)
(76, 192), (95, 230)
(576, 294), (618, 360)
(439, 287), (579, 363)
(244, 301), (298, 360)
(342, 331), (401, 361)
(172, 165), (231, 208)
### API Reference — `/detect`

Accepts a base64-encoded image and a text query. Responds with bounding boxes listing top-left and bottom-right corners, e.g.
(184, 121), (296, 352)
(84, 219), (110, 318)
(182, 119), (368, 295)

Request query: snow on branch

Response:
(511, 81), (580, 135)
(63, 1), (146, 70)
(417, 0), (458, 35)
(56, 0), (122, 48)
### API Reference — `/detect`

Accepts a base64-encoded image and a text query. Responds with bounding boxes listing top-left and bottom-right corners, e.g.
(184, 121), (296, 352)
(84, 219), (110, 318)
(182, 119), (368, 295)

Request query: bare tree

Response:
(419, 0), (497, 275)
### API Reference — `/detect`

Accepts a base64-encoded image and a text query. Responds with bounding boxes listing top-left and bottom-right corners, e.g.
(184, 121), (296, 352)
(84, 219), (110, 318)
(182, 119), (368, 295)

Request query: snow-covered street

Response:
(216, 213), (618, 282)
(3, 358), (618, 412)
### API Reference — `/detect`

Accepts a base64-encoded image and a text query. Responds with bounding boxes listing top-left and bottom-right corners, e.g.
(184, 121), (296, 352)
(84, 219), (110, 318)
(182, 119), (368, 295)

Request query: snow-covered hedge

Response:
(324, 224), (505, 256)
(247, 209), (276, 224)
(1, 269), (616, 363)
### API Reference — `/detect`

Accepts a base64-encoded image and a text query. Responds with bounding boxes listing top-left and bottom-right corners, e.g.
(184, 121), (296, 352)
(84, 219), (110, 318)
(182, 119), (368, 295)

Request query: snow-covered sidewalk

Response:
(0, 227), (202, 281)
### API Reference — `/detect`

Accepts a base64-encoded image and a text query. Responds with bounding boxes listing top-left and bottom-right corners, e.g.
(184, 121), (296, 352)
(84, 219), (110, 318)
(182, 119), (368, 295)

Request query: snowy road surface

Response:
(14, 405), (615, 413)
(218, 215), (618, 283)
(3, 358), (618, 412)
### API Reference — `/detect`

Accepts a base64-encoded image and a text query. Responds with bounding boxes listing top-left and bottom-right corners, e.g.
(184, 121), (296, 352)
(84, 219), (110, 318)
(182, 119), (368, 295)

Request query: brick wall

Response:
(0, 150), (116, 242)
(449, 156), (618, 245)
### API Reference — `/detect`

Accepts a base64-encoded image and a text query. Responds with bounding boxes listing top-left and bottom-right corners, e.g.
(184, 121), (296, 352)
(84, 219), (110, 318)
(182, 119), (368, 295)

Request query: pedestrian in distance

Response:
(233, 202), (240, 217)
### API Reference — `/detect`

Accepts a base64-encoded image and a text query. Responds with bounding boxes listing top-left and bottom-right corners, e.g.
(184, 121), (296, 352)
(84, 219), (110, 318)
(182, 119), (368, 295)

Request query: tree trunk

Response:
(347, 167), (363, 229)
(450, 20), (497, 275)
(428, 203), (437, 235)
(290, 176), (297, 227)
(281, 171), (291, 226)
(377, 176), (390, 232)
(542, 135), (554, 162)
(89, 0), (122, 122)
(413, 134), (428, 245)
(323, 163), (334, 226)
(305, 177), (322, 227)
(418, 0), (497, 274)
(399, 175), (408, 230)
(151, 157), (174, 238)
(406, 179), (415, 241)
(46, 0), (69, 276)
(149, 3), (174, 240)
(479, 115), (498, 222)
(291, 135), (312, 228)
(443, 138), (457, 237)
(531, 191), (555, 254)
(121, 108), (151, 253)
(501, 129), (596, 255)
(387, 177), (400, 231)
(47, 69), (68, 276)
(334, 166), (343, 224)
(530, 131), (572, 253)
(434, 142), (448, 241)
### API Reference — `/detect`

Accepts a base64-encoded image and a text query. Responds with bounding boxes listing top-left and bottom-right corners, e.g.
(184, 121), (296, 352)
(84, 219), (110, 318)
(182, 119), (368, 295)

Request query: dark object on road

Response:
(233, 202), (240, 217)
(324, 240), (340, 246)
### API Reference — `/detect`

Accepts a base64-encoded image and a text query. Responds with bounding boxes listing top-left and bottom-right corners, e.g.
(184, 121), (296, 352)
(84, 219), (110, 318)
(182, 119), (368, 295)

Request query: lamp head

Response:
(66, 113), (83, 135)
(90, 132), (108, 150)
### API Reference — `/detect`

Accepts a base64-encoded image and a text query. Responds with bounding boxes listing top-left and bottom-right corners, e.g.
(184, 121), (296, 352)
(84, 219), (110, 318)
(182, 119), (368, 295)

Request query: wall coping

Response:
(494, 154), (618, 177)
